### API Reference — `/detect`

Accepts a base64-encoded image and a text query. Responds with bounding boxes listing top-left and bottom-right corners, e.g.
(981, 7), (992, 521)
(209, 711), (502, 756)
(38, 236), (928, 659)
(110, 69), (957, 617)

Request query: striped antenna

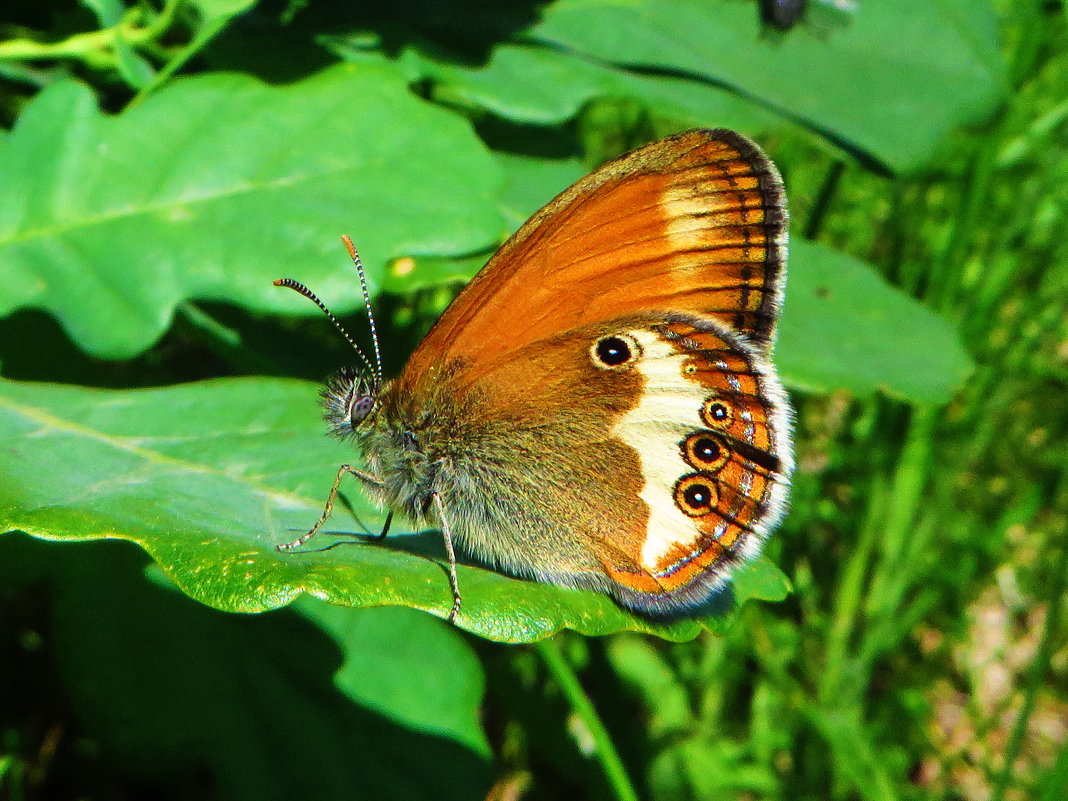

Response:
(273, 277), (378, 382)
(340, 235), (384, 385)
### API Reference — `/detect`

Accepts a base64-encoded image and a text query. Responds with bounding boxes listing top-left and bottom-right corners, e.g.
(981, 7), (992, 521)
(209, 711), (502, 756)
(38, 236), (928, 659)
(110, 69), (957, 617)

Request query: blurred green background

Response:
(1, 1), (1065, 799)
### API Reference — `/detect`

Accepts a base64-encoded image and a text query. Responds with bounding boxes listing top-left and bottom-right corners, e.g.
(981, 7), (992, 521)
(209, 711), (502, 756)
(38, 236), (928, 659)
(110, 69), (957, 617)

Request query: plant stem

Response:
(0, 1), (173, 63)
(174, 302), (279, 374)
(931, 0), (1046, 315)
(0, 0), (182, 79)
(865, 407), (937, 614)
(130, 13), (236, 106)
(990, 474), (1068, 801)
(177, 302), (241, 348)
(536, 637), (640, 801)
(803, 159), (845, 241)
(820, 467), (886, 702)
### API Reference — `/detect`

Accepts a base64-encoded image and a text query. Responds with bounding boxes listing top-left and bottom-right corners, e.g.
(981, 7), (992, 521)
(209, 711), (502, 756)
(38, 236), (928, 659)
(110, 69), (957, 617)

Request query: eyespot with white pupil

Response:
(591, 333), (641, 370)
(681, 432), (730, 472)
(701, 397), (734, 429)
(674, 474), (719, 517)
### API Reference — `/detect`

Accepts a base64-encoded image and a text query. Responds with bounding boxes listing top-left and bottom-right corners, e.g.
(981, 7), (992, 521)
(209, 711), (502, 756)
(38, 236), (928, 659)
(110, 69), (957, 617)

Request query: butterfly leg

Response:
(276, 464), (382, 552)
(372, 510), (394, 541)
(431, 492), (462, 623)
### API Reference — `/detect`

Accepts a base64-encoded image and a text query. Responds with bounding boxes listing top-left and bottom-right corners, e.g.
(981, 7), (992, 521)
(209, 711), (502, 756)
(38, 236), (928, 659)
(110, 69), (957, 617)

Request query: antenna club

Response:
(341, 234), (359, 261)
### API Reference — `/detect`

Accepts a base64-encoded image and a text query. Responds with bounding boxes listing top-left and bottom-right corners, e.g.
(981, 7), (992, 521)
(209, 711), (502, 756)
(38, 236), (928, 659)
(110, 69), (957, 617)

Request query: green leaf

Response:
(80, 0), (124, 27)
(375, 152), (591, 292)
(606, 635), (692, 735)
(806, 706), (901, 798)
(292, 599), (490, 756)
(113, 31), (156, 89)
(731, 551), (792, 603)
(530, 0), (1006, 172)
(413, 43), (789, 136)
(32, 538), (490, 800)
(651, 738), (778, 799)
(0, 377), (789, 643)
(0, 65), (503, 358)
(152, 0), (262, 96)
(377, 253), (488, 295)
(191, 0), (259, 16)
(494, 150), (588, 231)
(778, 240), (974, 403)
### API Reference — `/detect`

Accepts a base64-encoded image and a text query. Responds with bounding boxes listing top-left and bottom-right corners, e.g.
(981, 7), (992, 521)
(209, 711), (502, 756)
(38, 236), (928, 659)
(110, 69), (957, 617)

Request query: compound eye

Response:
(349, 395), (375, 426)
(591, 333), (642, 370)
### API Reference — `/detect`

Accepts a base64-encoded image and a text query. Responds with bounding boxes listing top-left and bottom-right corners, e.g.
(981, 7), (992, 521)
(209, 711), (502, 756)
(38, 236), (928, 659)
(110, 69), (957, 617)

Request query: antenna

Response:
(273, 277), (378, 382)
(340, 235), (384, 385)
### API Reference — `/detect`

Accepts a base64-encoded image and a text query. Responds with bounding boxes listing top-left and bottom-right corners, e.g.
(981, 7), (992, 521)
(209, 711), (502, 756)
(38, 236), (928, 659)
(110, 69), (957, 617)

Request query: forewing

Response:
(398, 129), (787, 396)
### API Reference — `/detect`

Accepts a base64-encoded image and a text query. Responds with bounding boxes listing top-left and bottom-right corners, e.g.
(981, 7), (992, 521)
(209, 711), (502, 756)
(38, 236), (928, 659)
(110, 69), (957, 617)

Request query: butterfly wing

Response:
(374, 129), (791, 616)
(591, 314), (793, 612)
(371, 311), (791, 615)
(397, 128), (787, 398)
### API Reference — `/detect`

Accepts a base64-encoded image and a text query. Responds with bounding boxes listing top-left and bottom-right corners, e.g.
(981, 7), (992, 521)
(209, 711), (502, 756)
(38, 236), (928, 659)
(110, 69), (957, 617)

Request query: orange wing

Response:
(399, 129), (787, 393)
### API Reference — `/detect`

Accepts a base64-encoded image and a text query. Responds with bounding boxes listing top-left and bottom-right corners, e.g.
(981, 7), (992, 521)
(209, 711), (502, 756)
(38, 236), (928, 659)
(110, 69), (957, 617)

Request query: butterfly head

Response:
(320, 367), (379, 438)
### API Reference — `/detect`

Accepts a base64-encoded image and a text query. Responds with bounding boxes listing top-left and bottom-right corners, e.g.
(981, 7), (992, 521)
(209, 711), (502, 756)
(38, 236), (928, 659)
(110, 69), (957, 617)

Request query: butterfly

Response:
(276, 128), (793, 622)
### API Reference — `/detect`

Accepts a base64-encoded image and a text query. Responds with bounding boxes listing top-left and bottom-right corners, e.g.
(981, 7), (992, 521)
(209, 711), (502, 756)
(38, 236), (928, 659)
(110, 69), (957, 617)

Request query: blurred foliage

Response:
(1, 1), (1066, 800)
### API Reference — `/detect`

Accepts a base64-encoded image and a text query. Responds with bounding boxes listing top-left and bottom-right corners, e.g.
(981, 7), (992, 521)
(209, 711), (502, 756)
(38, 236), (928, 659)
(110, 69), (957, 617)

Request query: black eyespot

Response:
(591, 333), (641, 370)
(693, 437), (719, 461)
(674, 474), (719, 517)
(687, 483), (711, 507)
(597, 337), (630, 365)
